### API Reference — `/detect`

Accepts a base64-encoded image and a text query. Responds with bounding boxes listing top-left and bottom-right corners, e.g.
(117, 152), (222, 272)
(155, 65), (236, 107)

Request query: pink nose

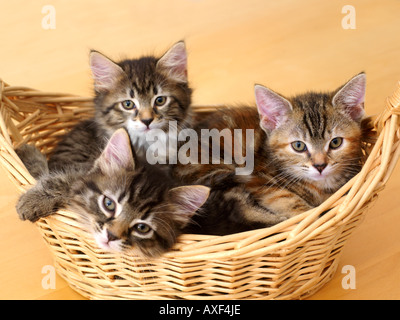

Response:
(313, 163), (327, 174)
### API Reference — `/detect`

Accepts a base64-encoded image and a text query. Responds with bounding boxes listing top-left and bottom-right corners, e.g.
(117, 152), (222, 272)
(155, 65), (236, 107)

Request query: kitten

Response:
(16, 129), (209, 258)
(179, 73), (370, 235)
(251, 72), (367, 206)
(48, 41), (192, 172)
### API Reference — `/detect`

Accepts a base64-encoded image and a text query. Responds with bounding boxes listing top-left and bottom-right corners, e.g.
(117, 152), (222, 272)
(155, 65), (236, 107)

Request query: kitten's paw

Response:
(16, 191), (59, 222)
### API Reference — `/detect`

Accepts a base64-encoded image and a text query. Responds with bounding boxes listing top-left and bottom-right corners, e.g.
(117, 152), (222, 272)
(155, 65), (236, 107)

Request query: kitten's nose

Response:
(106, 229), (118, 242)
(141, 118), (153, 128)
(313, 163), (327, 174)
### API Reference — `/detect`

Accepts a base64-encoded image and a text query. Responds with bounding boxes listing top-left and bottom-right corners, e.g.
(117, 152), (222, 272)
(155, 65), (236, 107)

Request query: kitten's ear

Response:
(255, 84), (293, 132)
(332, 72), (366, 121)
(96, 129), (135, 174)
(157, 41), (188, 83)
(169, 185), (210, 226)
(90, 50), (125, 92)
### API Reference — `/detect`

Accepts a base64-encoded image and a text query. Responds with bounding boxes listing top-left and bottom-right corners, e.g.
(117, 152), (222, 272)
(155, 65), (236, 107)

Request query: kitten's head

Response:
(71, 129), (209, 258)
(90, 41), (192, 140)
(255, 73), (366, 191)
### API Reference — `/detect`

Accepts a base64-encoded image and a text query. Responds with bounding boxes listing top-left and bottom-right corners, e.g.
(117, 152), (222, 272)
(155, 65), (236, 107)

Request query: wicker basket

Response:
(1, 78), (400, 300)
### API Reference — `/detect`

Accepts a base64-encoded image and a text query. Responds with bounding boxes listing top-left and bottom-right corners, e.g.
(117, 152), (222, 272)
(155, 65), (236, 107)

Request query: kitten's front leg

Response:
(16, 186), (65, 222)
(240, 180), (314, 226)
(16, 173), (74, 222)
(258, 187), (313, 219)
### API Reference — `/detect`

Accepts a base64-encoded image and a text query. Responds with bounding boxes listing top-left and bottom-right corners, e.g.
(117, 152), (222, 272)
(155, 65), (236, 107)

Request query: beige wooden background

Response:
(0, 0), (399, 299)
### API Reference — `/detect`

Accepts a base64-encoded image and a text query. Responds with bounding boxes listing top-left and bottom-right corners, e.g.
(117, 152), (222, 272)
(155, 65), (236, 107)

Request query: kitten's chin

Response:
(308, 172), (339, 192)
(309, 173), (327, 181)
(308, 166), (333, 181)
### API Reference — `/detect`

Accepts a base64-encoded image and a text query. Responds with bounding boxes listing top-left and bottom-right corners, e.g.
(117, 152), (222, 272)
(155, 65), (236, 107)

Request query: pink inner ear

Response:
(170, 186), (210, 217)
(348, 104), (365, 121)
(172, 60), (187, 79)
(158, 42), (188, 82)
(344, 88), (365, 120)
(169, 52), (187, 80)
(103, 129), (133, 169)
(260, 116), (277, 131)
(90, 52), (123, 90)
(333, 73), (366, 121)
(255, 85), (291, 131)
(342, 84), (365, 106)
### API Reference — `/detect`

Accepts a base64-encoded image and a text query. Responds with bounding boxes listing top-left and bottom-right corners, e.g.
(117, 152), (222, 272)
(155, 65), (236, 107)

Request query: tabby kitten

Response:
(17, 129), (210, 258)
(180, 73), (369, 235)
(48, 41), (192, 172)
(251, 72), (367, 207)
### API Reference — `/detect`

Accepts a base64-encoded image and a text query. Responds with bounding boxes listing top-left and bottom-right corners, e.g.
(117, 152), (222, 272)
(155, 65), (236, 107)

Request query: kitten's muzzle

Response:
(106, 229), (119, 242)
(141, 118), (153, 128)
(313, 163), (327, 173)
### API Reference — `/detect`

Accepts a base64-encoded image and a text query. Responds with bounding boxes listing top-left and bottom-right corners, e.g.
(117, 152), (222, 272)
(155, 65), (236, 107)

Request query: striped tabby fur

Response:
(17, 129), (209, 258)
(48, 41), (192, 171)
(178, 73), (371, 235)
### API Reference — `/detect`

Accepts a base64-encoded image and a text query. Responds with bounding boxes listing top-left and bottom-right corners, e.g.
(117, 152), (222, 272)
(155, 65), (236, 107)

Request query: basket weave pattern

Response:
(1, 78), (400, 299)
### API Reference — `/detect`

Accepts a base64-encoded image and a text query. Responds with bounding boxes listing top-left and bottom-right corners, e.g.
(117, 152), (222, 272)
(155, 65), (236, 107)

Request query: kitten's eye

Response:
(291, 141), (307, 152)
(121, 100), (136, 110)
(134, 223), (151, 234)
(103, 196), (116, 213)
(329, 137), (343, 149)
(154, 96), (167, 107)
